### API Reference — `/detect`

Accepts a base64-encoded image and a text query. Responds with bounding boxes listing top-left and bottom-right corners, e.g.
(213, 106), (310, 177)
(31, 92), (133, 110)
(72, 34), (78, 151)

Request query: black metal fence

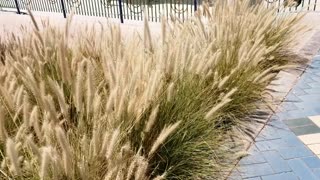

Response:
(0, 0), (319, 23)
(265, 0), (319, 12)
(0, 0), (205, 23)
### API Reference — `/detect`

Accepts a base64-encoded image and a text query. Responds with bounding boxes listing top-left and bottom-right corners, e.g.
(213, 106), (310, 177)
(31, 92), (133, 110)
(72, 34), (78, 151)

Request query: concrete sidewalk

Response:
(1, 10), (320, 51)
(0, 10), (162, 40)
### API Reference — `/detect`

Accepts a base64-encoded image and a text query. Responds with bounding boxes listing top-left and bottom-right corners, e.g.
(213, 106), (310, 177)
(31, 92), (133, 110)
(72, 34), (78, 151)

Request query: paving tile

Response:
(248, 144), (260, 154)
(282, 135), (305, 147)
(288, 159), (319, 180)
(276, 129), (297, 138)
(298, 133), (320, 144)
(255, 139), (296, 151)
(302, 156), (320, 168)
(238, 163), (274, 178)
(292, 87), (308, 96)
(313, 168), (320, 179)
(278, 147), (314, 159)
(268, 118), (290, 130)
(293, 103), (320, 113)
(291, 125), (320, 136)
(307, 83), (320, 88)
(244, 177), (261, 180)
(284, 109), (319, 119)
(308, 144), (320, 154)
(275, 112), (290, 121)
(295, 81), (312, 90)
(305, 88), (320, 94)
(255, 126), (281, 141)
(303, 77), (317, 83)
(284, 118), (313, 127)
(284, 94), (302, 103)
(228, 170), (242, 180)
(261, 151), (291, 173)
(298, 94), (320, 101)
(280, 102), (299, 111)
(309, 115), (320, 128)
(239, 152), (267, 165)
(261, 172), (298, 180)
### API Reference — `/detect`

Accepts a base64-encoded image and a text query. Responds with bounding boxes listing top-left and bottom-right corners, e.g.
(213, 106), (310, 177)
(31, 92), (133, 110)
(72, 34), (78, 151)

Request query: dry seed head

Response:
(23, 94), (31, 127)
(0, 107), (8, 141)
(106, 128), (120, 159)
(40, 147), (51, 180)
(167, 82), (175, 102)
(75, 61), (86, 111)
(6, 138), (21, 176)
(100, 132), (111, 156)
(126, 157), (137, 180)
(223, 88), (238, 100)
(134, 156), (148, 180)
(144, 12), (154, 53)
(144, 104), (160, 133)
(86, 61), (94, 115)
(104, 167), (117, 180)
(153, 172), (167, 180)
(148, 121), (181, 158)
(205, 98), (232, 120)
(258, 73), (277, 84)
(47, 78), (69, 120)
(55, 126), (73, 177)
(55, 126), (72, 157)
(26, 135), (40, 158)
(218, 75), (230, 89)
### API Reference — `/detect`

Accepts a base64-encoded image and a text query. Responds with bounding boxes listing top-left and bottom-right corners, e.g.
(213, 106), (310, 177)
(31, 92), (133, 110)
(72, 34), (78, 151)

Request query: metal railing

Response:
(0, 0), (205, 23)
(264, 0), (319, 12)
(0, 0), (318, 23)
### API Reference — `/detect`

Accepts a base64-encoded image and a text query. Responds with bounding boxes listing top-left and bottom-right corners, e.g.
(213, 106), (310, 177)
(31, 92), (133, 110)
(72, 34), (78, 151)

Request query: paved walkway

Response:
(230, 51), (320, 179)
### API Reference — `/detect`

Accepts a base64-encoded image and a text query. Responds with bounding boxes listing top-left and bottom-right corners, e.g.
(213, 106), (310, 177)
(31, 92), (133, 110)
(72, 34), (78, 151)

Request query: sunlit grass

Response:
(0, 0), (306, 179)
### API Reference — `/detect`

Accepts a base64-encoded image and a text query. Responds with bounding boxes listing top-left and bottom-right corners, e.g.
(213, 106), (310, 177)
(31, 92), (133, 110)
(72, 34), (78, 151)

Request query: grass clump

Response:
(0, 0), (305, 179)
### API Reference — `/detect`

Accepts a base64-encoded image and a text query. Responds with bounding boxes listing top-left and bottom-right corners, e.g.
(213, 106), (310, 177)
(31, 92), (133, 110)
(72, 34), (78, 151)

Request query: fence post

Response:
(314, 0), (318, 11)
(194, 0), (197, 11)
(14, 0), (21, 14)
(60, 0), (67, 18)
(118, 0), (124, 23)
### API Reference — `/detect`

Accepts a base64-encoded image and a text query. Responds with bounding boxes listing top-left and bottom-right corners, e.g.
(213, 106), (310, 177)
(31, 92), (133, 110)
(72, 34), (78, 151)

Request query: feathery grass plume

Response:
(39, 147), (51, 180)
(47, 78), (69, 120)
(0, 107), (8, 141)
(144, 11), (154, 53)
(55, 126), (73, 178)
(6, 138), (20, 176)
(166, 82), (175, 102)
(148, 121), (181, 158)
(144, 105), (160, 133)
(86, 61), (94, 116)
(134, 156), (148, 180)
(205, 98), (233, 120)
(0, 0), (306, 179)
(106, 128), (120, 159)
(22, 94), (31, 127)
(26, 135), (40, 158)
(75, 61), (86, 111)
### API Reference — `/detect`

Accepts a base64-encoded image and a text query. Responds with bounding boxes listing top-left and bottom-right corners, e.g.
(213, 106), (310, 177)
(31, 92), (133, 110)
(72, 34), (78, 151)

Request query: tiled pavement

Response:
(230, 52), (320, 179)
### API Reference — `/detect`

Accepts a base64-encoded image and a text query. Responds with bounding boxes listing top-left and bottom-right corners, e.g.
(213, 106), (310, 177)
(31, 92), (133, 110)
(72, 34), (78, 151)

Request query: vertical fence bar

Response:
(60, 0), (66, 18)
(314, 0), (317, 11)
(194, 0), (197, 11)
(118, 0), (124, 23)
(14, 0), (21, 14)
